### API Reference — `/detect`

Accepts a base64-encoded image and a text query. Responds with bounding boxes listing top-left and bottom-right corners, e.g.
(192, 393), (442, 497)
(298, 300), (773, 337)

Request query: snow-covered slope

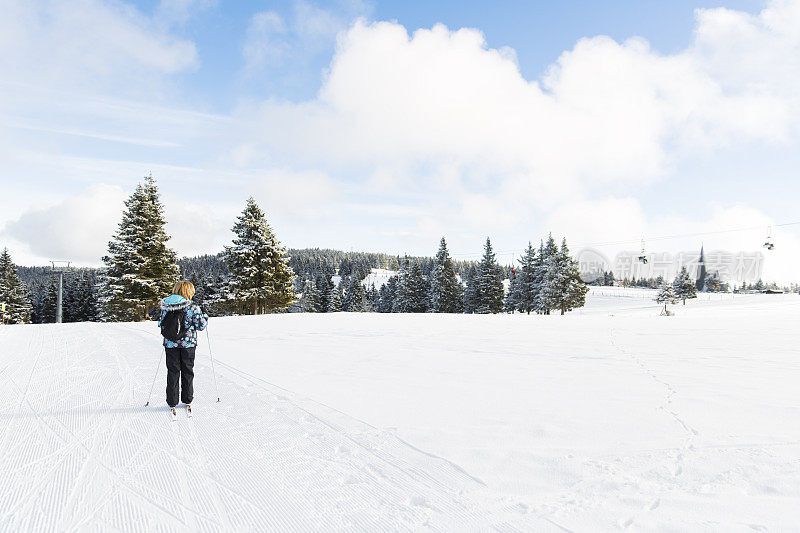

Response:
(332, 268), (397, 289)
(2, 292), (799, 530)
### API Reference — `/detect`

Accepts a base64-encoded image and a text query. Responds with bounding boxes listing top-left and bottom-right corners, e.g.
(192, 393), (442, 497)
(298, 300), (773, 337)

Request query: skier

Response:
(158, 281), (208, 418)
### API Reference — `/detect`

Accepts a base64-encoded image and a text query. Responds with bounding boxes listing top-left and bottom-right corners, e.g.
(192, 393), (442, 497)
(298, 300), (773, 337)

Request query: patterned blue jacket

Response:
(158, 294), (209, 349)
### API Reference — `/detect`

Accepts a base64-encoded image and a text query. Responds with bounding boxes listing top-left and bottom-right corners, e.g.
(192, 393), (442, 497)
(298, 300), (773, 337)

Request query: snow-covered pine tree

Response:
(534, 235), (559, 314)
(366, 284), (379, 311)
(655, 283), (678, 314)
(403, 261), (429, 313)
(310, 275), (324, 312)
(298, 277), (321, 312)
(345, 276), (369, 312)
(392, 257), (410, 312)
(673, 267), (698, 305)
(29, 280), (47, 324)
(42, 279), (58, 323)
(0, 248), (32, 324)
(314, 273), (332, 312)
(327, 282), (343, 312)
(224, 197), (296, 314)
(509, 242), (538, 314)
(475, 238), (505, 314)
(73, 273), (98, 322)
(504, 268), (519, 313)
(63, 274), (79, 322)
(704, 271), (723, 293)
(341, 275), (354, 312)
(463, 264), (478, 313)
(378, 275), (398, 312)
(100, 175), (180, 321)
(429, 237), (463, 313)
(559, 239), (589, 314)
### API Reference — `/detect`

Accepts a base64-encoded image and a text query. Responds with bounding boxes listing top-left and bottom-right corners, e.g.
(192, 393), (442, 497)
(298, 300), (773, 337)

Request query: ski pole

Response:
(144, 346), (163, 407)
(206, 327), (221, 402)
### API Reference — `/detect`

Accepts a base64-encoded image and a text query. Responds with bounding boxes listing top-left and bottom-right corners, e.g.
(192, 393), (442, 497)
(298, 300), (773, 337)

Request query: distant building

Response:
(696, 245), (707, 291)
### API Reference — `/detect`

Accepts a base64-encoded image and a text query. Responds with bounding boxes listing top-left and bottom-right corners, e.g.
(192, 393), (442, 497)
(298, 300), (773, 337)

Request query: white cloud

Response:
(164, 198), (233, 259)
(253, 10), (797, 183)
(1, 184), (127, 264)
(0, 0), (198, 96)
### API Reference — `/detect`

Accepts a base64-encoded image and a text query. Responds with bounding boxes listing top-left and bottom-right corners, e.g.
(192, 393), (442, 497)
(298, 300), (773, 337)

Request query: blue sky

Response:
(127, 0), (766, 107)
(1, 0), (799, 282)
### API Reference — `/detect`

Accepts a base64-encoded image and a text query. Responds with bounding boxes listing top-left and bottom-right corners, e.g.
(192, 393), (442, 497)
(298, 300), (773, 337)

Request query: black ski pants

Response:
(165, 346), (195, 407)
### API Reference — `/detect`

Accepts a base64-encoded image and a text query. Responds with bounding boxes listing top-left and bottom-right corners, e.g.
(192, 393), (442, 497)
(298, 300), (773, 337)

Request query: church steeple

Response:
(696, 244), (707, 291)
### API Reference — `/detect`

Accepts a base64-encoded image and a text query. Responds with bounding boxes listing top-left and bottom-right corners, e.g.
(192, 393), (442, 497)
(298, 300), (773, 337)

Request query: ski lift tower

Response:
(50, 261), (71, 323)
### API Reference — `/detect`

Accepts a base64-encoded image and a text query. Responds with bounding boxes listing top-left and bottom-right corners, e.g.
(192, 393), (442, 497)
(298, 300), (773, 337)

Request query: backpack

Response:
(160, 309), (187, 342)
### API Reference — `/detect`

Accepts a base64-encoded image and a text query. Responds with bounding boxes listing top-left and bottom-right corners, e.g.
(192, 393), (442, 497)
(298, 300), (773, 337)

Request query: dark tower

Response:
(696, 245), (707, 291)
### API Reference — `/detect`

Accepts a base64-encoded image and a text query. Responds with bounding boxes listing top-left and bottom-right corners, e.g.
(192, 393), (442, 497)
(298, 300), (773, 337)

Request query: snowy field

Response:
(1, 292), (799, 531)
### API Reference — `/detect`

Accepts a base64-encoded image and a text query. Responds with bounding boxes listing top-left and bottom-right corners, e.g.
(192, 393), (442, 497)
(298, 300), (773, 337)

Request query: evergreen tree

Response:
(297, 277), (321, 312)
(29, 280), (47, 324)
(366, 284), (379, 311)
(378, 275), (398, 313)
(327, 282), (343, 312)
(100, 175), (180, 321)
(475, 238), (505, 314)
(311, 275), (326, 312)
(341, 274), (355, 312)
(188, 271), (205, 308)
(205, 273), (233, 316)
(463, 264), (478, 313)
(655, 283), (678, 314)
(0, 248), (32, 324)
(63, 274), (79, 322)
(559, 239), (589, 314)
(392, 257), (411, 312)
(42, 279), (58, 323)
(345, 276), (369, 312)
(72, 273), (99, 322)
(673, 267), (698, 305)
(504, 268), (519, 313)
(508, 242), (538, 314)
(402, 261), (429, 313)
(534, 236), (559, 314)
(704, 271), (723, 293)
(429, 237), (463, 313)
(224, 197), (296, 314)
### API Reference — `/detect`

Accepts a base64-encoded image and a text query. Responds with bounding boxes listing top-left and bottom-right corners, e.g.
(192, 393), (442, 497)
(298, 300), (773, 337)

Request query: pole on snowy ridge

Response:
(206, 328), (221, 402)
(50, 261), (71, 323)
(144, 346), (162, 407)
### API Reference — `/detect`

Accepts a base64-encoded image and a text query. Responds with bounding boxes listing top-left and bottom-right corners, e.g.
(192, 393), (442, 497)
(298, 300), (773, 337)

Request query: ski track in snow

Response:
(0, 323), (556, 532)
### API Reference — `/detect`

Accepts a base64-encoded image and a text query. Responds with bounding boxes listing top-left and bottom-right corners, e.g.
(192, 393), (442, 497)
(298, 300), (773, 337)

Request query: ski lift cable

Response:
(574, 220), (800, 248)
(441, 220), (800, 260)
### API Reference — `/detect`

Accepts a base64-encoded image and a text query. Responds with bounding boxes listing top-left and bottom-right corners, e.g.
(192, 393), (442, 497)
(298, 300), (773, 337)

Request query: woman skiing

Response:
(158, 281), (208, 417)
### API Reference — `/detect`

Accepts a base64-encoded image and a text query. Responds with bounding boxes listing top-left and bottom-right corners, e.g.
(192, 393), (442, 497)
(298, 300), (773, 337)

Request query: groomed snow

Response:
(1, 291), (799, 531)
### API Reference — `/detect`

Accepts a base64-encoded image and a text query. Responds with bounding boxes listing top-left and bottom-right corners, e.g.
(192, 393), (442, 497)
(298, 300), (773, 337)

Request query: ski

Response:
(186, 404), (192, 418)
(170, 407), (177, 421)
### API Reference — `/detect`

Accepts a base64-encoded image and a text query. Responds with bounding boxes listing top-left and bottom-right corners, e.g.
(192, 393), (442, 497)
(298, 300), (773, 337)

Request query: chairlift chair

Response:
(763, 227), (775, 250)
